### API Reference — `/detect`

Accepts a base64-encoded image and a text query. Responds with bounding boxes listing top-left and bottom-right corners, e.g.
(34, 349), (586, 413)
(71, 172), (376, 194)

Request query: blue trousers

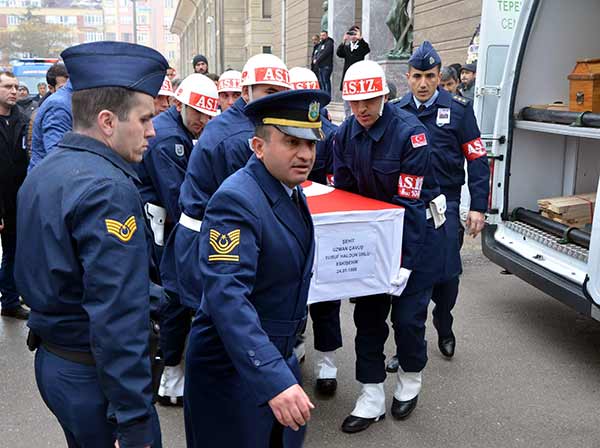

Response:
(160, 291), (192, 366)
(317, 65), (332, 95)
(354, 290), (430, 384)
(431, 276), (460, 338)
(309, 300), (342, 352)
(35, 347), (162, 448)
(0, 232), (20, 310)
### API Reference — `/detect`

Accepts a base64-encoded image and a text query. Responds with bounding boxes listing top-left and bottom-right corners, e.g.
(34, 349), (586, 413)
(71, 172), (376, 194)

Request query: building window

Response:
(164, 0), (173, 8)
(121, 32), (133, 42)
(7, 15), (20, 25)
(84, 32), (104, 42)
(84, 15), (103, 26)
(105, 15), (116, 24)
(166, 33), (176, 43)
(262, 0), (271, 18)
(7, 0), (16, 6)
(262, 46), (272, 54)
(119, 0), (128, 8)
(168, 50), (175, 60)
(120, 15), (132, 25)
(137, 14), (148, 25)
(137, 32), (148, 43)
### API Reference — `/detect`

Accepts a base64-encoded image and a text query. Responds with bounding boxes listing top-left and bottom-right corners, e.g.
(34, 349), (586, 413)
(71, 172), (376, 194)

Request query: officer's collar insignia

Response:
(429, 56), (435, 65)
(208, 229), (241, 262)
(175, 144), (185, 157)
(308, 101), (320, 122)
(105, 216), (137, 242)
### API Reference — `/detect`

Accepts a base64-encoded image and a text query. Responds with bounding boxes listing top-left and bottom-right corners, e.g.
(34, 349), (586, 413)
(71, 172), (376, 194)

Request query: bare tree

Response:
(0, 10), (74, 59)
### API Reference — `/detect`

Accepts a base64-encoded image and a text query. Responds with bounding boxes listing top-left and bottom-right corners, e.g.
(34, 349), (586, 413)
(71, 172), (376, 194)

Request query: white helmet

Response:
(217, 70), (242, 93)
(158, 76), (174, 97)
(342, 60), (389, 101)
(289, 67), (320, 90)
(241, 53), (290, 89)
(174, 74), (219, 117)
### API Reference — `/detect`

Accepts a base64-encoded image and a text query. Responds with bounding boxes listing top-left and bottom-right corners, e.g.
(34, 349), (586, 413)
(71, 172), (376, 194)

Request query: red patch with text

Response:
(397, 174), (424, 199)
(342, 77), (384, 96)
(188, 92), (218, 113)
(292, 80), (320, 90)
(218, 78), (241, 91)
(410, 133), (428, 148)
(254, 67), (290, 85)
(461, 137), (486, 161)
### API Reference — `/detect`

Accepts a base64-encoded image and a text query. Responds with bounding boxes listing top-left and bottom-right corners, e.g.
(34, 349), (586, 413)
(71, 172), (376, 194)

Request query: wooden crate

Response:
(568, 58), (600, 113)
(538, 193), (596, 228)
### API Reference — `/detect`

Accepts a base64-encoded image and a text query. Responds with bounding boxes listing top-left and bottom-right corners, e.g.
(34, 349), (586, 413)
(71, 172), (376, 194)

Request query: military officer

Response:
(394, 41), (489, 360)
(14, 41), (168, 447)
(289, 66), (341, 396)
(334, 60), (446, 433)
(184, 88), (329, 448)
(160, 53), (290, 311)
(134, 73), (219, 406)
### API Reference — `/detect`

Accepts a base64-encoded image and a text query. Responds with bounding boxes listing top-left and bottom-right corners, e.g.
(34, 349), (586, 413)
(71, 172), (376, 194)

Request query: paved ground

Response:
(2, 236), (600, 447)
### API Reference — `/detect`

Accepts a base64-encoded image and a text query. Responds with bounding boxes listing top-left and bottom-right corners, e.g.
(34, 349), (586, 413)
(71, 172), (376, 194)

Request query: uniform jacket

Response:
(15, 132), (156, 447)
(333, 102), (432, 272)
(28, 80), (73, 172)
(0, 106), (28, 233)
(185, 155), (314, 448)
(160, 96), (253, 304)
(135, 106), (194, 223)
(308, 112), (337, 184)
(336, 39), (370, 90)
(394, 88), (490, 212)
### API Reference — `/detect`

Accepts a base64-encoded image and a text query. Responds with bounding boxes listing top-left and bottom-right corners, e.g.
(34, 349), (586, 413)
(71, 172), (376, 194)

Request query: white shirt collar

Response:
(413, 89), (439, 110)
(280, 182), (295, 198)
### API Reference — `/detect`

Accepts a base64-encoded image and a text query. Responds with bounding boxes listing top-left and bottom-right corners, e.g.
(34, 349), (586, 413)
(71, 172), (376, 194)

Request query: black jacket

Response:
(336, 39), (371, 90)
(0, 106), (29, 233)
(315, 37), (334, 68)
(311, 43), (320, 73)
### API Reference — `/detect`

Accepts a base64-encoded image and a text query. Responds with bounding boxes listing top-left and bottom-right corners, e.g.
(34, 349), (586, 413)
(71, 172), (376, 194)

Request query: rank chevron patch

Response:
(105, 216), (137, 242)
(208, 229), (241, 262)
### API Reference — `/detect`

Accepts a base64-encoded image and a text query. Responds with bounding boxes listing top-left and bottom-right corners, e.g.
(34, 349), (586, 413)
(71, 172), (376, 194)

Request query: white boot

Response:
(158, 362), (185, 403)
(351, 383), (386, 419)
(394, 368), (422, 402)
(314, 350), (337, 379)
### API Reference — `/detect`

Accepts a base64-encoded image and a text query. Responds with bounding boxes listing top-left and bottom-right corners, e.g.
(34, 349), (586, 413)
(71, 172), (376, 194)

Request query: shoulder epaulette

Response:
(452, 95), (470, 106)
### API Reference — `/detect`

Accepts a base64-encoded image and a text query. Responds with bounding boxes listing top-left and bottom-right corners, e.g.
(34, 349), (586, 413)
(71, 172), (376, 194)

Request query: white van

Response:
(481, 0), (600, 320)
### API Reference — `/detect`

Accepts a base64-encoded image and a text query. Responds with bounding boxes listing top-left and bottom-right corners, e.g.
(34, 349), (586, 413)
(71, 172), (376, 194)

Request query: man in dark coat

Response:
(0, 70), (29, 320)
(336, 25), (370, 116)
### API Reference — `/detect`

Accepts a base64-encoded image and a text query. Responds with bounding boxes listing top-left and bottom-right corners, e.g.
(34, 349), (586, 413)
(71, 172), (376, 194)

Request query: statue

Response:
(321, 1), (328, 32)
(386, 0), (413, 59)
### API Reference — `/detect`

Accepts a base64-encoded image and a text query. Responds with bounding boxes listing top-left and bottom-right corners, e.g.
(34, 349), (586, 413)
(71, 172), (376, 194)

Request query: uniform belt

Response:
(179, 212), (202, 232)
(42, 341), (96, 366)
(260, 316), (307, 359)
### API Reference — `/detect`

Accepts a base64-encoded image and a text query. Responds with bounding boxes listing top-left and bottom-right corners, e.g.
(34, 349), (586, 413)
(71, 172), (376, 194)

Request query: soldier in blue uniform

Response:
(393, 41), (489, 360)
(14, 41), (168, 448)
(134, 73), (220, 406)
(160, 53), (290, 311)
(289, 66), (341, 396)
(334, 60), (447, 433)
(184, 88), (330, 448)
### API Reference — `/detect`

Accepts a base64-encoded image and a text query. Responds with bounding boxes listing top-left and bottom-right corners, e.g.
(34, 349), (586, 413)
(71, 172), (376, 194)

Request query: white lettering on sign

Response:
(254, 67), (290, 85)
(218, 78), (240, 91)
(461, 137), (486, 161)
(316, 232), (376, 282)
(292, 80), (320, 90)
(342, 77), (383, 96)
(189, 92), (218, 113)
(398, 174), (423, 199)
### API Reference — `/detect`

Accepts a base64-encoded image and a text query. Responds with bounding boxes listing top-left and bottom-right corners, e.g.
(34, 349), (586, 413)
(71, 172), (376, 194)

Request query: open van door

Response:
(460, 0), (522, 217)
(584, 179), (600, 312)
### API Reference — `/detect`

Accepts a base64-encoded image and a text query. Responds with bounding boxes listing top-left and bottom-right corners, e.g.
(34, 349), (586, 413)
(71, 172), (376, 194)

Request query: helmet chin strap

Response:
(378, 96), (385, 117)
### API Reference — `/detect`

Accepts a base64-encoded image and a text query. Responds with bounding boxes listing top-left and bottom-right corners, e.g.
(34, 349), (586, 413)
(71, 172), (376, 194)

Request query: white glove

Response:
(389, 268), (412, 297)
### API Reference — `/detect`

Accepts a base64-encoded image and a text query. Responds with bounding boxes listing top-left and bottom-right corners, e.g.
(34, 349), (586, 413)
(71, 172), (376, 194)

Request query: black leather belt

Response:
(42, 341), (96, 366)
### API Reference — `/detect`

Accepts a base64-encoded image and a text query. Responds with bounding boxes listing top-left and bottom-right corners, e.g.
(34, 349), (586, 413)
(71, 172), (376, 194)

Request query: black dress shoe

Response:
(341, 413), (385, 433)
(438, 335), (456, 358)
(1, 305), (29, 320)
(385, 355), (399, 373)
(391, 396), (418, 420)
(315, 378), (337, 396)
(157, 395), (183, 407)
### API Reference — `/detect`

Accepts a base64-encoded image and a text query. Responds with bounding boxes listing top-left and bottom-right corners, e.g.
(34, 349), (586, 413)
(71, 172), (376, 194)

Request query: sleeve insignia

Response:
(208, 229), (241, 262)
(175, 144), (185, 157)
(105, 216), (137, 242)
